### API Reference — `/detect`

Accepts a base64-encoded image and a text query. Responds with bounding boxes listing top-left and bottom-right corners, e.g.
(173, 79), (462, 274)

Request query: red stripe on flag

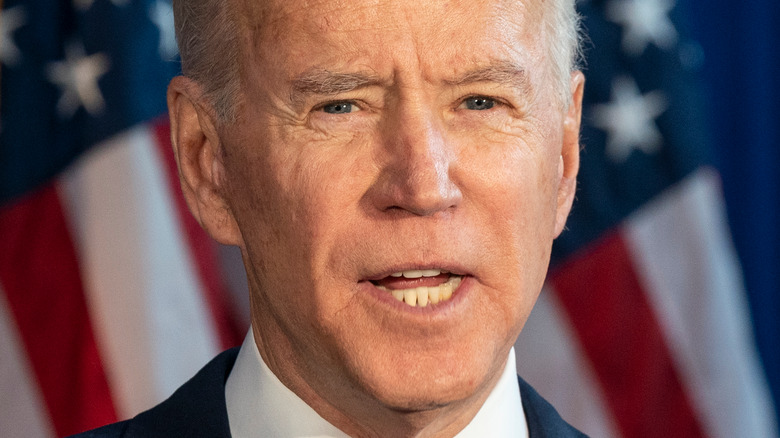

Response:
(151, 118), (243, 349)
(0, 184), (117, 436)
(549, 231), (706, 438)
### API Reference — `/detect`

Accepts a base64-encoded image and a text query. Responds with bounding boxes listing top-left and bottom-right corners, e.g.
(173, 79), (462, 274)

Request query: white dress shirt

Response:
(226, 330), (528, 438)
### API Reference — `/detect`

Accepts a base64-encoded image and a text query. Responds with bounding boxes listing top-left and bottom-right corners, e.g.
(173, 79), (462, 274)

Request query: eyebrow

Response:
(444, 61), (529, 92)
(289, 69), (383, 104)
(287, 61), (529, 105)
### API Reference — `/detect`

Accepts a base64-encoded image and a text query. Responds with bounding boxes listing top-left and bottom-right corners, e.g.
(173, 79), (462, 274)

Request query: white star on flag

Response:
(606, 0), (678, 55)
(0, 6), (27, 67)
(73, 0), (129, 12)
(46, 42), (111, 119)
(591, 76), (668, 162)
(150, 0), (178, 59)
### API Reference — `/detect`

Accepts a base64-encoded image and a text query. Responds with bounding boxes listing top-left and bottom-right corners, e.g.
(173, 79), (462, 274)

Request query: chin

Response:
(352, 349), (499, 414)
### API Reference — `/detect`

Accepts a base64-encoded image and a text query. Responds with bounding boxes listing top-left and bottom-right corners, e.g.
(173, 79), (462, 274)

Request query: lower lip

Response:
(358, 276), (473, 314)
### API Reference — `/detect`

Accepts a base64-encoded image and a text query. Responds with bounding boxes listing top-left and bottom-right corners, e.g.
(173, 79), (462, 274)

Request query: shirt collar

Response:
(226, 329), (528, 438)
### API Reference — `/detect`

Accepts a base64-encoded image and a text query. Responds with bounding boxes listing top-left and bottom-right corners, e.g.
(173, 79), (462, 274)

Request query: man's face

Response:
(212, 0), (580, 424)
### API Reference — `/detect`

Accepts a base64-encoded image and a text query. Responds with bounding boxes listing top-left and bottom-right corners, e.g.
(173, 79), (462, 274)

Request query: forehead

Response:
(236, 0), (548, 80)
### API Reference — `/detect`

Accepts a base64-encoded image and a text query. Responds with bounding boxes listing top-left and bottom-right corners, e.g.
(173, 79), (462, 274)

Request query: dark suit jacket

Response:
(71, 348), (587, 437)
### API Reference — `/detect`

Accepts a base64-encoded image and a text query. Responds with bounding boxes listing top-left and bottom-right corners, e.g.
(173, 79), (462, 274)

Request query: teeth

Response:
(404, 289), (417, 306)
(416, 287), (429, 307)
(403, 270), (424, 279)
(441, 283), (453, 301)
(428, 286), (440, 304)
(389, 269), (443, 279)
(380, 276), (462, 307)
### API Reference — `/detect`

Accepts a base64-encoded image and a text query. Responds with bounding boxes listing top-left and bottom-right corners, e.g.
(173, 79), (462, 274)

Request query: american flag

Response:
(514, 0), (778, 436)
(1, 1), (242, 436)
(0, 0), (776, 436)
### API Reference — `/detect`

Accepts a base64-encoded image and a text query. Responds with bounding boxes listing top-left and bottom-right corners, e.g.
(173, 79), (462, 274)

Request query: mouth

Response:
(369, 269), (464, 308)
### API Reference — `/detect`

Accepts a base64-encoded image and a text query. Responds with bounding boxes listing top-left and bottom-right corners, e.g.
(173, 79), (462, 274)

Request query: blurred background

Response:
(1, 0), (777, 436)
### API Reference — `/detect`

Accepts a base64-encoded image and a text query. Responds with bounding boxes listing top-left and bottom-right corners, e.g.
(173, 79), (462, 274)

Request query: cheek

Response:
(281, 142), (375, 250)
(456, 131), (560, 289)
(225, 148), (357, 347)
(459, 128), (560, 224)
(225, 124), (376, 288)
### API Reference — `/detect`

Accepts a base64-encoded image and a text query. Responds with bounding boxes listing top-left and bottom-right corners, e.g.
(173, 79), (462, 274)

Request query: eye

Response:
(320, 101), (359, 114)
(461, 96), (496, 111)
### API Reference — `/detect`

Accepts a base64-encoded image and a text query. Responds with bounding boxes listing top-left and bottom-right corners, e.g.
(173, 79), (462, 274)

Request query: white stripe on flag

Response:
(60, 124), (221, 419)
(515, 287), (621, 438)
(624, 167), (778, 438)
(0, 284), (55, 438)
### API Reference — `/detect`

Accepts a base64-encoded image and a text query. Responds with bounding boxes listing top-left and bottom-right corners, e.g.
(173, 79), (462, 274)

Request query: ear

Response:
(553, 71), (585, 237)
(167, 76), (242, 246)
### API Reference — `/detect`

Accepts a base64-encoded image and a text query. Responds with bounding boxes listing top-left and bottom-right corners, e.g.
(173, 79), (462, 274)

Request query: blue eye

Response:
(322, 102), (355, 114)
(463, 96), (495, 110)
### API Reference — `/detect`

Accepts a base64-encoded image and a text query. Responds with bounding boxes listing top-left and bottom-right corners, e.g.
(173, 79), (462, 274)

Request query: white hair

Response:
(173, 0), (242, 121)
(172, 0), (583, 120)
(545, 0), (585, 107)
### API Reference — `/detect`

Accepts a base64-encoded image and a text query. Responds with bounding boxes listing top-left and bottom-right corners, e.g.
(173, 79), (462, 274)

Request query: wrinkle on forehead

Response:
(235, 0), (553, 104)
(240, 0), (392, 41)
(238, 0), (545, 41)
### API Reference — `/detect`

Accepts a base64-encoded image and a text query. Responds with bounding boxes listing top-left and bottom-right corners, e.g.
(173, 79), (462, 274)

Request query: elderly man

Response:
(75, 0), (586, 436)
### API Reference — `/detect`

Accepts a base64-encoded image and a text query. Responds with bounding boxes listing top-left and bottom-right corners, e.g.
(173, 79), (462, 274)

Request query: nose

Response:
(367, 103), (463, 217)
